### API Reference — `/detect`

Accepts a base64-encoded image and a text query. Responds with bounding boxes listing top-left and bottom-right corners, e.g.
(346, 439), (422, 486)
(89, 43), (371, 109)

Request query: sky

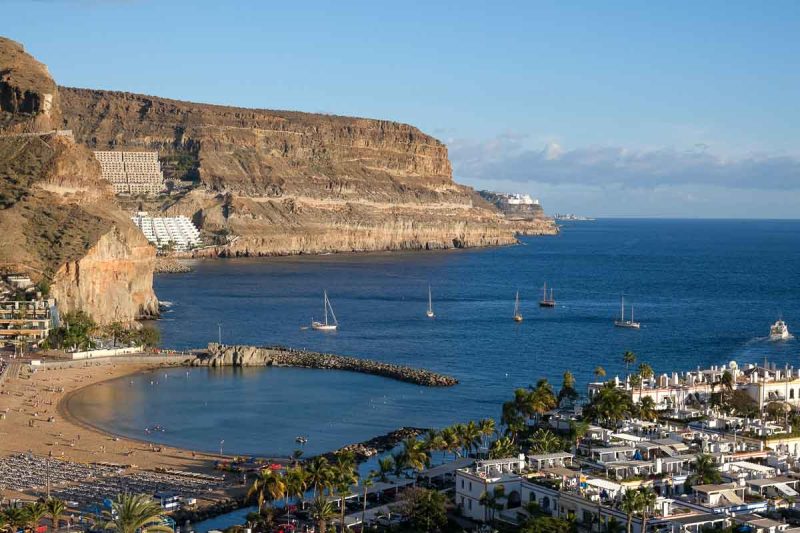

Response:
(5, 0), (800, 217)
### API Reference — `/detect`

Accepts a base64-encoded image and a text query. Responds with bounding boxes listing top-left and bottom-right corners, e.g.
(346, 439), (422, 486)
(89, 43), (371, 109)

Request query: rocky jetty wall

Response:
(193, 344), (458, 387)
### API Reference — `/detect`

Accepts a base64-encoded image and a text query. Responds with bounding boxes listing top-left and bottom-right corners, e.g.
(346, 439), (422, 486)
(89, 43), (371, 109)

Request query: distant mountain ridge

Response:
(59, 87), (557, 256)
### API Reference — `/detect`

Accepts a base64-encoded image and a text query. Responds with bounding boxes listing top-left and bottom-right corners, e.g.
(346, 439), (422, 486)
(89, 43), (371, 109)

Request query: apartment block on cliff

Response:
(0, 299), (54, 349)
(131, 212), (201, 252)
(94, 151), (166, 195)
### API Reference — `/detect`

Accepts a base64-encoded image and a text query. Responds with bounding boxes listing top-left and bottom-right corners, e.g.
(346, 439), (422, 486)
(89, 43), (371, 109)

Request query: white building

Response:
(454, 457), (526, 522)
(94, 151), (166, 196)
(131, 212), (201, 252)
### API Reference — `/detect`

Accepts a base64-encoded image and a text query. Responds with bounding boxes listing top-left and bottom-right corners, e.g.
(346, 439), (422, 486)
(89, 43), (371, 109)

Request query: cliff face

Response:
(0, 37), (60, 132)
(0, 37), (157, 324)
(60, 88), (557, 255)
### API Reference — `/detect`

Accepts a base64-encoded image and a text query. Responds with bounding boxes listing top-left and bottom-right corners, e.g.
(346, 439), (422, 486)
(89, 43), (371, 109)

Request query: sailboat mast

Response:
(620, 296), (625, 321)
(323, 291), (328, 325)
(428, 286), (432, 313)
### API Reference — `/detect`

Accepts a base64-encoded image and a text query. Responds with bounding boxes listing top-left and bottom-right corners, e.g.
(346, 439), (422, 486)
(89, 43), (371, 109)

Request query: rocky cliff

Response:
(0, 37), (157, 324)
(60, 88), (557, 255)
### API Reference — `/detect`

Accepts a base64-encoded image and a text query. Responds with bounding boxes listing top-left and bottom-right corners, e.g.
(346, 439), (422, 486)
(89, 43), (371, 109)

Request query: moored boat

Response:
(539, 282), (556, 308)
(311, 290), (338, 331)
(614, 296), (640, 329)
(513, 290), (523, 322)
(426, 285), (435, 318)
(770, 319), (790, 340)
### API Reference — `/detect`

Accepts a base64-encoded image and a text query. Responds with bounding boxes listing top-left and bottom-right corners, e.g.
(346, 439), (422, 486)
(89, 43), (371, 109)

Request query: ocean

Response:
(68, 219), (800, 457)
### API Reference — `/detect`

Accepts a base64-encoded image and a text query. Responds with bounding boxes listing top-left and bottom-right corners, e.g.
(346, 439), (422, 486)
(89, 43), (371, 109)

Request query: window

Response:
(469, 499), (472, 510)
(461, 479), (464, 489)
(469, 482), (472, 491)
(529, 492), (537, 502)
(791, 389), (795, 400)
(542, 496), (550, 510)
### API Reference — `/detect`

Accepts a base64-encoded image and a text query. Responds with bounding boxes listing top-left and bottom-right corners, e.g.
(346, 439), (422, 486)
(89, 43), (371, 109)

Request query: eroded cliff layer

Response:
(0, 37), (157, 324)
(60, 88), (557, 255)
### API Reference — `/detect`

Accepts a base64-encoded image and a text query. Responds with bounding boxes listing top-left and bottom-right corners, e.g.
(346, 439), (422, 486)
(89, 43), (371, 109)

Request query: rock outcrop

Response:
(60, 88), (557, 256)
(0, 37), (157, 324)
(193, 344), (458, 387)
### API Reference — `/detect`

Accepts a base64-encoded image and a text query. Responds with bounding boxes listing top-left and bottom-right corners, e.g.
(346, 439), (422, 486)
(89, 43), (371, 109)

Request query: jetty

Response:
(191, 343), (459, 387)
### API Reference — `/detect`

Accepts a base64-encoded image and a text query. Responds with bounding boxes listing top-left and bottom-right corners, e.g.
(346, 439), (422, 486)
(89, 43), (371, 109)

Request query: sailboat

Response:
(539, 282), (556, 308)
(614, 296), (640, 329)
(513, 290), (523, 322)
(426, 286), (435, 318)
(311, 290), (338, 331)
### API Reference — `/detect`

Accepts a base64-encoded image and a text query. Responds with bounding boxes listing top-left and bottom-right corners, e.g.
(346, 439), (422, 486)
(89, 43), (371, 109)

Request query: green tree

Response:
(285, 466), (308, 511)
(638, 487), (657, 533)
(637, 396), (658, 421)
(685, 454), (722, 488)
(45, 498), (66, 532)
(521, 516), (577, 533)
(620, 489), (641, 533)
(332, 452), (358, 531)
(377, 456), (394, 482)
(104, 494), (172, 533)
(489, 435), (518, 459)
(594, 366), (607, 380)
(3, 507), (27, 532)
(46, 311), (97, 350)
(623, 351), (637, 375)
(306, 456), (332, 496)
(558, 371), (579, 406)
(478, 418), (496, 448)
(307, 495), (336, 533)
(398, 487), (447, 532)
(247, 469), (286, 510)
(24, 502), (48, 532)
(528, 428), (563, 454)
(401, 437), (430, 472)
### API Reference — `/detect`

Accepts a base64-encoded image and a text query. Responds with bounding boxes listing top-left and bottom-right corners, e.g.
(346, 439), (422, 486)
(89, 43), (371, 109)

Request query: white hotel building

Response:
(131, 212), (201, 252)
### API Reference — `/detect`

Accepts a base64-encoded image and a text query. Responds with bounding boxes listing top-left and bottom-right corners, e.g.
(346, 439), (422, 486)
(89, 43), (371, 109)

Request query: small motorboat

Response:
(770, 319), (790, 341)
(295, 436), (308, 444)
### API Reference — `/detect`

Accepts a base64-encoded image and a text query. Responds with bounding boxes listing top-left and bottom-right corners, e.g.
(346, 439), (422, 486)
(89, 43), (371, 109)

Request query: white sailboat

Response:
(311, 290), (338, 331)
(614, 296), (640, 329)
(426, 286), (435, 318)
(513, 290), (523, 322)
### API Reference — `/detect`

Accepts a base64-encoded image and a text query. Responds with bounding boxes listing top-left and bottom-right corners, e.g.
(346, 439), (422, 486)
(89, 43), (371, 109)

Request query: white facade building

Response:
(94, 151), (166, 195)
(131, 212), (201, 252)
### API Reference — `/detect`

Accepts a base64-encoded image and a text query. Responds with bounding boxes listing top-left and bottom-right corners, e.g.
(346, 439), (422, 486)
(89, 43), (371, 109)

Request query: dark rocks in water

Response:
(192, 343), (458, 387)
(322, 426), (427, 462)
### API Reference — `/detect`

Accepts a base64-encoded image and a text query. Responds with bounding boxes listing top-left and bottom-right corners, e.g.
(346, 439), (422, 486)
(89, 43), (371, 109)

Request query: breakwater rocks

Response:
(192, 344), (458, 387)
(154, 257), (193, 273)
(324, 427), (427, 461)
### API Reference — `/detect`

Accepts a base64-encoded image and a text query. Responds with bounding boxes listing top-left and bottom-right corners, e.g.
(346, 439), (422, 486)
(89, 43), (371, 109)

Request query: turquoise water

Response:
(69, 219), (800, 456)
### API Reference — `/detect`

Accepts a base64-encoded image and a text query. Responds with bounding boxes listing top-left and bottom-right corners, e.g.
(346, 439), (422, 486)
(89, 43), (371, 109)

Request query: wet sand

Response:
(0, 359), (223, 482)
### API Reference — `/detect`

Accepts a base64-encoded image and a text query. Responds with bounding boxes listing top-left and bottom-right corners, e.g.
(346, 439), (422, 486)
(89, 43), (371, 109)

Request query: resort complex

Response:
(131, 212), (202, 252)
(93, 151), (166, 196)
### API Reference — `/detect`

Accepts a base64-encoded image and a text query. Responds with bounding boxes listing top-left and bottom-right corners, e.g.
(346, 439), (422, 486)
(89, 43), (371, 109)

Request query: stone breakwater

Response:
(323, 427), (427, 461)
(192, 344), (458, 387)
(154, 256), (193, 273)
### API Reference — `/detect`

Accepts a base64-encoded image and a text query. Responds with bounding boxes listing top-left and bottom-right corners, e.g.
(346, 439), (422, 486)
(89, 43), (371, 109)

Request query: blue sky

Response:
(6, 0), (800, 217)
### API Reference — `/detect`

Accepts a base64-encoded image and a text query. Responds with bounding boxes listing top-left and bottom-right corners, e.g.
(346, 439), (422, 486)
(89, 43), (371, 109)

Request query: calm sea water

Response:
(69, 219), (800, 456)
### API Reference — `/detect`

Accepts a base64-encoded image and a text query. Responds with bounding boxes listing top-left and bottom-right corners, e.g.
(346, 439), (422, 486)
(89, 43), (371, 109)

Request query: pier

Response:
(192, 343), (459, 387)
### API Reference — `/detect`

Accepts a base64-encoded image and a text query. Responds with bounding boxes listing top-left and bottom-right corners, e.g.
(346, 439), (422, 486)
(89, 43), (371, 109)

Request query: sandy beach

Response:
(0, 358), (227, 499)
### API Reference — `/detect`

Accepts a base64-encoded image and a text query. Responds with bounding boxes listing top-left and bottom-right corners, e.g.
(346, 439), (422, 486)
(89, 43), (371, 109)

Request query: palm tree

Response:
(305, 456), (331, 496)
(620, 489), (641, 533)
(247, 469), (286, 511)
(623, 351), (637, 376)
(332, 452), (358, 531)
(3, 507), (27, 533)
(558, 370), (579, 406)
(45, 498), (66, 532)
(422, 429), (445, 456)
(637, 363), (654, 401)
(501, 401), (524, 441)
(104, 494), (172, 533)
(528, 428), (563, 454)
(308, 495), (336, 533)
(686, 454), (722, 488)
(638, 396), (657, 421)
(478, 418), (496, 449)
(637, 487), (657, 533)
(24, 502), (48, 533)
(377, 456), (394, 482)
(401, 437), (430, 472)
(605, 517), (625, 533)
(463, 421), (482, 455)
(488, 435), (518, 459)
(360, 472), (375, 528)
(439, 426), (461, 460)
(594, 366), (606, 380)
(285, 466), (309, 511)
(529, 379), (558, 420)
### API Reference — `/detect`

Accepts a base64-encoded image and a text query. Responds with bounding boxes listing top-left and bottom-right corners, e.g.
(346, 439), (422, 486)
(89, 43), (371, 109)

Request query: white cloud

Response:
(449, 136), (800, 191)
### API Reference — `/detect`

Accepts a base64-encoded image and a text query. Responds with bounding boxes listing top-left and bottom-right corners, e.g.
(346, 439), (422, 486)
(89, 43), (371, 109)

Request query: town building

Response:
(94, 151), (166, 196)
(131, 212), (201, 252)
(0, 298), (54, 348)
